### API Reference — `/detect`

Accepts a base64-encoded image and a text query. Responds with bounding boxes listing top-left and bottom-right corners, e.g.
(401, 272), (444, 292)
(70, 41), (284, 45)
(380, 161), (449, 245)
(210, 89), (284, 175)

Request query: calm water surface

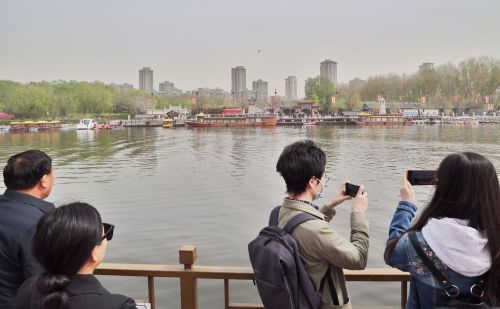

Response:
(1, 125), (499, 308)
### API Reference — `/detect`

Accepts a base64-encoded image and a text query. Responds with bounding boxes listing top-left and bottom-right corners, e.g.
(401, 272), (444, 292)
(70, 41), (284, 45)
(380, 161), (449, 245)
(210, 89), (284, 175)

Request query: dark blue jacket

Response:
(0, 190), (54, 309)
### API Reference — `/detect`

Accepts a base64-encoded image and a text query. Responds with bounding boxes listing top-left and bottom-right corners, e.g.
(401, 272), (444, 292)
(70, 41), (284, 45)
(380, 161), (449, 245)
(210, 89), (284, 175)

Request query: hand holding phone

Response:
(345, 183), (361, 198)
(401, 175), (416, 203)
(406, 170), (437, 186)
(345, 183), (368, 213)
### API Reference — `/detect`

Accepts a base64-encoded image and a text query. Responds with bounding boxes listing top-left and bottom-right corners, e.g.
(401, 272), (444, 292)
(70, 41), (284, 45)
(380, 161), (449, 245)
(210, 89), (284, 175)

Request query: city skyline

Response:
(1, 0), (500, 98)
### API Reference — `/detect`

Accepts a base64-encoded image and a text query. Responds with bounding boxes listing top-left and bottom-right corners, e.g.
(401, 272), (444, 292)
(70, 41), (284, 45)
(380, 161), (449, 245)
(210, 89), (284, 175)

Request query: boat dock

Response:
(123, 119), (163, 127)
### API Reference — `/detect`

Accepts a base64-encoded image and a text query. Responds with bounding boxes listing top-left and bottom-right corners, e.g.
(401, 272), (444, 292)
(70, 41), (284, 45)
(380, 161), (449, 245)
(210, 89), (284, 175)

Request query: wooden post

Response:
(224, 279), (229, 309)
(401, 281), (408, 308)
(179, 246), (198, 309)
(148, 276), (155, 309)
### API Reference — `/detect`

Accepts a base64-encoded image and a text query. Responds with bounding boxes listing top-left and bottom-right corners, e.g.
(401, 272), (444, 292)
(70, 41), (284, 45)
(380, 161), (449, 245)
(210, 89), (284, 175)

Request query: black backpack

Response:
(248, 206), (338, 309)
(408, 231), (491, 309)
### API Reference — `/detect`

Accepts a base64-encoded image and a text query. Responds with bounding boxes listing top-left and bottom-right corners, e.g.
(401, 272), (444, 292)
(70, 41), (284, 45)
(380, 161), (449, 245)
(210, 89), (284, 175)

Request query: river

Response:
(1, 125), (499, 308)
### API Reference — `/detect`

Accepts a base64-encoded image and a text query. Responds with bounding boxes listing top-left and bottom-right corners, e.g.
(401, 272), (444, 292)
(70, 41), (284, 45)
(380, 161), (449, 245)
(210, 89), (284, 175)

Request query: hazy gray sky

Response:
(1, 0), (499, 97)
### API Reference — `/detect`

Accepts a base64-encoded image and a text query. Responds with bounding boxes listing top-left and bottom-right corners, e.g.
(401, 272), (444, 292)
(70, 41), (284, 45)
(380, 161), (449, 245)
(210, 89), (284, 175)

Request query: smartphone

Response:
(407, 170), (437, 186)
(345, 183), (360, 198)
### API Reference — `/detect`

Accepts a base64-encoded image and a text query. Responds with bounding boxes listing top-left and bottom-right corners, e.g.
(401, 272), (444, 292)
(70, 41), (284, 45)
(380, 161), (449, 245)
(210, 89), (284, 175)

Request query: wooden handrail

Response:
(95, 246), (410, 309)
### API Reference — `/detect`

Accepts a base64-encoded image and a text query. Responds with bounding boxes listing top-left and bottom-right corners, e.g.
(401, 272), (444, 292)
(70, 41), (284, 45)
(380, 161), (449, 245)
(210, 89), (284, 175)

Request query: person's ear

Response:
(90, 247), (99, 263)
(39, 174), (50, 189)
(308, 177), (317, 189)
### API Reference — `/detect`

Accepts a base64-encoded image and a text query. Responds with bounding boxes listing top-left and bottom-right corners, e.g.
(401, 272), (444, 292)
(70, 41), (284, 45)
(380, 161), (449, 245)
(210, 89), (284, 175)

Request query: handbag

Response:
(408, 231), (490, 308)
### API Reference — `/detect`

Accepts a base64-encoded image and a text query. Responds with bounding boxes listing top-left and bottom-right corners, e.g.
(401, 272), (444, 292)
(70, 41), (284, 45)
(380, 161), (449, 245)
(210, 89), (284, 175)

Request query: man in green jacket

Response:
(276, 140), (369, 309)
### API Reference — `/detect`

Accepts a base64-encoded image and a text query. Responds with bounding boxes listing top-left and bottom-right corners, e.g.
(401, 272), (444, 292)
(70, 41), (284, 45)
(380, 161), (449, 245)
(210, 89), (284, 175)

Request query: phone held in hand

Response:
(407, 170), (437, 186)
(345, 183), (360, 198)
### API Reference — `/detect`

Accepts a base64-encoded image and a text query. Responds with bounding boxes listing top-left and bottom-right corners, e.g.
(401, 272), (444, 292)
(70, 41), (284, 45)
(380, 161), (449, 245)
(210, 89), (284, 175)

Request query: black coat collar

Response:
(66, 275), (109, 296)
(3, 189), (54, 214)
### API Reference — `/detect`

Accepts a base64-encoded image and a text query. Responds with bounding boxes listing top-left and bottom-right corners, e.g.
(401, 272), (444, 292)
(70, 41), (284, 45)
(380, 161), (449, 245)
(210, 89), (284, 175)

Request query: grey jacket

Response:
(278, 198), (369, 309)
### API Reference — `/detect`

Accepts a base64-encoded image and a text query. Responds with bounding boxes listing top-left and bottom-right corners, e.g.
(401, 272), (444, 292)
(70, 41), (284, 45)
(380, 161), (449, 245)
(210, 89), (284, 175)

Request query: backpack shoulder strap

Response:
(268, 206), (281, 226)
(283, 212), (319, 234)
(408, 231), (449, 285)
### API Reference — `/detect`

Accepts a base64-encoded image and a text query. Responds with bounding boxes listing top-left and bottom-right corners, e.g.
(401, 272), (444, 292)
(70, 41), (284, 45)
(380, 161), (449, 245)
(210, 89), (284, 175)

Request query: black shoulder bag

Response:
(408, 231), (490, 309)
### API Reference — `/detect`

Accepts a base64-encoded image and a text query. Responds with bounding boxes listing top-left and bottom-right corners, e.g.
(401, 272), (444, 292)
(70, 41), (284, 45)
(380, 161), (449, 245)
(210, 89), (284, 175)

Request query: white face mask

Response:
(312, 178), (327, 200)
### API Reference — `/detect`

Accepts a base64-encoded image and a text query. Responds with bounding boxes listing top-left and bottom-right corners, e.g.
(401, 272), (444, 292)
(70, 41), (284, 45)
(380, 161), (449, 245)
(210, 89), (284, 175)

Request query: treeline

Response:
(0, 80), (235, 119)
(336, 56), (500, 111)
(0, 80), (157, 119)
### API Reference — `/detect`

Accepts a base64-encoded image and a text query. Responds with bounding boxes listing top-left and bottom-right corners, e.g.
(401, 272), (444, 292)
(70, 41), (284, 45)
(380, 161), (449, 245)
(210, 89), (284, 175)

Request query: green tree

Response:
(305, 76), (336, 112)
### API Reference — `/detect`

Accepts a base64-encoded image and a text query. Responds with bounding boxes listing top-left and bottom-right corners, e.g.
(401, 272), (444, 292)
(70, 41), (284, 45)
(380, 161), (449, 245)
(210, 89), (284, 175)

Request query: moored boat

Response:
(36, 120), (61, 130)
(77, 119), (97, 130)
(9, 120), (61, 131)
(303, 120), (318, 126)
(185, 113), (277, 127)
(354, 113), (410, 126)
(163, 118), (174, 128)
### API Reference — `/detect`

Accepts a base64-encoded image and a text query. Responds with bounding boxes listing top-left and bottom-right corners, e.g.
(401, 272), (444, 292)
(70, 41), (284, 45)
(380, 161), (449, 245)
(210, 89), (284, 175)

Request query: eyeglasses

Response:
(314, 175), (330, 186)
(101, 223), (114, 242)
(323, 175), (330, 185)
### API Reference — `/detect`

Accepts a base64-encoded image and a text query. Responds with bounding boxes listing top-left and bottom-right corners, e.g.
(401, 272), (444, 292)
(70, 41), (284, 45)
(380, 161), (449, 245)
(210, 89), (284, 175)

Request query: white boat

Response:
(76, 119), (97, 130)
(303, 120), (318, 126)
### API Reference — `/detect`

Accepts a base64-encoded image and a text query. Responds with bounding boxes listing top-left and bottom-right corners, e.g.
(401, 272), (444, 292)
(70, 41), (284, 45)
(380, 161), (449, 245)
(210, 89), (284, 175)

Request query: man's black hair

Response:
(3, 150), (52, 190)
(276, 140), (326, 194)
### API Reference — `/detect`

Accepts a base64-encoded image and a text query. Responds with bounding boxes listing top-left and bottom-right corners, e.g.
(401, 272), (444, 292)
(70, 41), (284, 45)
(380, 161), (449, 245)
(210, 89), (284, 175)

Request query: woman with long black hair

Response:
(15, 202), (137, 309)
(384, 152), (500, 308)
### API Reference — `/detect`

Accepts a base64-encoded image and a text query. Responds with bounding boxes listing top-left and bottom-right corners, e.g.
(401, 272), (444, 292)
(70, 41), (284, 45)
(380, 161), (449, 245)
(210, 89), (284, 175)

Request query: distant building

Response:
(139, 67), (154, 93)
(349, 77), (366, 90)
(191, 87), (225, 98)
(231, 66), (247, 103)
(320, 60), (337, 87)
(252, 79), (268, 102)
(109, 83), (133, 92)
(419, 62), (434, 74)
(285, 76), (297, 101)
(158, 81), (182, 96)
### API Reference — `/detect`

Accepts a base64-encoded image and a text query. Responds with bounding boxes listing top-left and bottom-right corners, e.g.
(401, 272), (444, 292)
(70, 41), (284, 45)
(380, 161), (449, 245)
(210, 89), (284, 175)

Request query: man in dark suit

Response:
(0, 150), (55, 309)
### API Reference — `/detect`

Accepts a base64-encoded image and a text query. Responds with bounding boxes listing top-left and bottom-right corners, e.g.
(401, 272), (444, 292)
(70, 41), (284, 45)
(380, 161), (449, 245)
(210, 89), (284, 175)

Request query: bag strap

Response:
(409, 231), (488, 301)
(283, 212), (318, 234)
(271, 206), (340, 305)
(408, 231), (460, 298)
(268, 206), (281, 226)
(285, 212), (340, 305)
(319, 266), (340, 305)
(408, 231), (448, 284)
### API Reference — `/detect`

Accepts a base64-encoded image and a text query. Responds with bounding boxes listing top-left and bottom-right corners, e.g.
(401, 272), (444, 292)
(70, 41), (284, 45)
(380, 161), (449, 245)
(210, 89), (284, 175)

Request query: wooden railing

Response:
(95, 246), (410, 309)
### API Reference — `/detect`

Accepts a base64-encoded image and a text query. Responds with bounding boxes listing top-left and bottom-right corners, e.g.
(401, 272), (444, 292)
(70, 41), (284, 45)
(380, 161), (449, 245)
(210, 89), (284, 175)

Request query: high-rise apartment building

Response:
(320, 60), (337, 87)
(419, 62), (434, 74)
(158, 81), (182, 96)
(109, 83), (133, 92)
(285, 76), (297, 101)
(252, 79), (268, 102)
(231, 66), (246, 103)
(139, 67), (154, 93)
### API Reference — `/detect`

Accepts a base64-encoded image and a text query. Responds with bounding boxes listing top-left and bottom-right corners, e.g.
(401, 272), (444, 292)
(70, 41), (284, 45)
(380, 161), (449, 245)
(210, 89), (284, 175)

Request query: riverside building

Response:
(285, 76), (297, 101)
(320, 60), (338, 87)
(139, 67), (154, 93)
(231, 66), (247, 103)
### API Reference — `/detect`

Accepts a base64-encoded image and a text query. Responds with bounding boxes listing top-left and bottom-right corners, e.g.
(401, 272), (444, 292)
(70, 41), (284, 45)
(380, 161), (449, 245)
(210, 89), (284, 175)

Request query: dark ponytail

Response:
(35, 274), (71, 309)
(32, 202), (103, 308)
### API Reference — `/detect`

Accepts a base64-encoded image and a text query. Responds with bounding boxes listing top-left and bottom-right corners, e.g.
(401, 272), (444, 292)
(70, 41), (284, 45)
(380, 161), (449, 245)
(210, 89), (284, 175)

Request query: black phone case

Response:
(345, 183), (360, 198)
